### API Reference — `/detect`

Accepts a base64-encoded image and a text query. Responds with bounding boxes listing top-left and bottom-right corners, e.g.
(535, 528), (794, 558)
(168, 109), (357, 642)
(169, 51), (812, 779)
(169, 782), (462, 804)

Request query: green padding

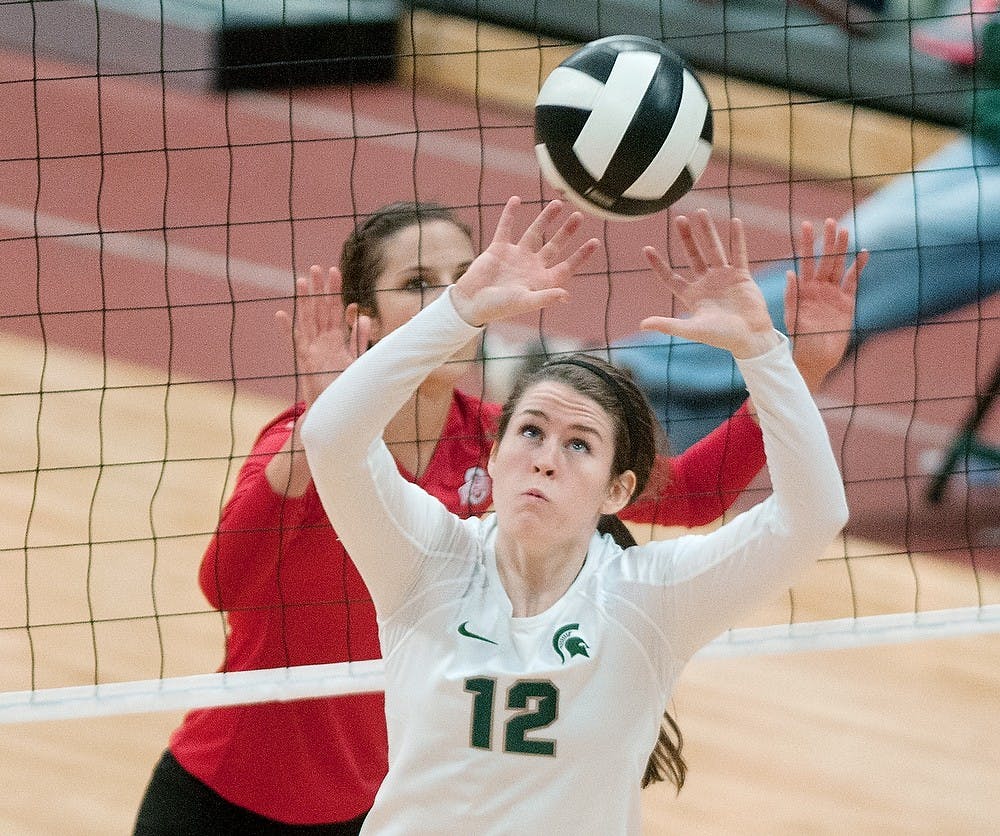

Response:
(971, 20), (1000, 145)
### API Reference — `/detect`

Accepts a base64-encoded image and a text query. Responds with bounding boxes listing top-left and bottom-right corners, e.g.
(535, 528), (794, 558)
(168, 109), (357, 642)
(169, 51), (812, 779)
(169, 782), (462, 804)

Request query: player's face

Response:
(488, 380), (632, 547)
(371, 219), (476, 339)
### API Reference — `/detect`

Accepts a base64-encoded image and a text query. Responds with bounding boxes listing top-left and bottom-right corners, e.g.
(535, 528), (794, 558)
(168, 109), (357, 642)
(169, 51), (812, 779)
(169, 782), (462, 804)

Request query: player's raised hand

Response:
(275, 265), (373, 407)
(784, 218), (868, 390)
(639, 209), (780, 359)
(450, 197), (600, 327)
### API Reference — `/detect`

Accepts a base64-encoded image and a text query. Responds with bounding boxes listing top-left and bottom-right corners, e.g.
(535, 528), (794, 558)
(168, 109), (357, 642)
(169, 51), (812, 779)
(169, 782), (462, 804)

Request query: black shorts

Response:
(133, 749), (368, 836)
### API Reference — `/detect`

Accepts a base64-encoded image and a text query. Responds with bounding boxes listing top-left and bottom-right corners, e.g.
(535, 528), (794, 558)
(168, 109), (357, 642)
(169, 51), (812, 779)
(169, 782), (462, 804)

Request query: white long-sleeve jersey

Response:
(302, 288), (848, 835)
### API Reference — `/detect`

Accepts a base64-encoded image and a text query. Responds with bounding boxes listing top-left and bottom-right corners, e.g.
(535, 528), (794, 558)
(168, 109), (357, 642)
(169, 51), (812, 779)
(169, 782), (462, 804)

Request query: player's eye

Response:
(519, 423), (542, 440)
(403, 275), (431, 291)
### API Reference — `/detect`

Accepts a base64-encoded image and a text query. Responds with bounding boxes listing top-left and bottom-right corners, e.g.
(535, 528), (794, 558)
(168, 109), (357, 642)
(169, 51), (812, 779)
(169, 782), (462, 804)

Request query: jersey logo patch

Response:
(552, 623), (590, 663)
(458, 621), (498, 645)
(458, 466), (491, 506)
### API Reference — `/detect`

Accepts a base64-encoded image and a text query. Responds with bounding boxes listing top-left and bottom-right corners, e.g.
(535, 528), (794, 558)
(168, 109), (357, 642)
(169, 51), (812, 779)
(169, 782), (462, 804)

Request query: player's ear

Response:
(345, 301), (379, 322)
(487, 440), (499, 476)
(344, 302), (359, 328)
(346, 302), (379, 342)
(344, 302), (363, 329)
(601, 470), (635, 515)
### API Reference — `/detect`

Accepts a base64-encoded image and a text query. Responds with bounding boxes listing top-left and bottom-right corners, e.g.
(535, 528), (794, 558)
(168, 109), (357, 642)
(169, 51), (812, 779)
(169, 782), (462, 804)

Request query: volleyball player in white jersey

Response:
(301, 198), (848, 835)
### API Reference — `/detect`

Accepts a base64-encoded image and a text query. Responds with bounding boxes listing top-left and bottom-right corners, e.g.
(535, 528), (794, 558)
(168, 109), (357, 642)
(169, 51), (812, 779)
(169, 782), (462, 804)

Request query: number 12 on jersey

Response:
(464, 677), (559, 756)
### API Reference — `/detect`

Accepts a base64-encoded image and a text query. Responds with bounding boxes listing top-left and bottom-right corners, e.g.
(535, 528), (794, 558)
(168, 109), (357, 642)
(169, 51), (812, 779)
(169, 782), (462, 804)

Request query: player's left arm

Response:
(624, 218), (865, 528)
(623, 404), (764, 527)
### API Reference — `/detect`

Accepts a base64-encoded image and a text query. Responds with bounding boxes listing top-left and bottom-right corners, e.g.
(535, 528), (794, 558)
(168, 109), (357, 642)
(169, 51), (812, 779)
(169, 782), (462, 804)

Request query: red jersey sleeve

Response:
(621, 402), (766, 528)
(198, 404), (315, 610)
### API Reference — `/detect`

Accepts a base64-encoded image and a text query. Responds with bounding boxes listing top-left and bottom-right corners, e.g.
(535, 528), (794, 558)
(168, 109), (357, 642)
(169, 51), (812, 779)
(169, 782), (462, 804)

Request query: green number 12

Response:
(464, 677), (559, 756)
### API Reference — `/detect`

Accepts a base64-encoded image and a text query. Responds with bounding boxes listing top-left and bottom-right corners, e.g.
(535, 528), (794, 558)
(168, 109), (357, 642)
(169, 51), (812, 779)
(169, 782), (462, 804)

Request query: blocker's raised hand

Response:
(784, 217), (868, 389)
(639, 209), (780, 359)
(275, 264), (373, 407)
(450, 197), (600, 327)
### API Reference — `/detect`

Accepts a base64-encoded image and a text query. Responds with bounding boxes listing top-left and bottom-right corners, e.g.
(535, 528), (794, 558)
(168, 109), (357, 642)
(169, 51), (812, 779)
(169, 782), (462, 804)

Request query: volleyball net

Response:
(2, 0), (999, 725)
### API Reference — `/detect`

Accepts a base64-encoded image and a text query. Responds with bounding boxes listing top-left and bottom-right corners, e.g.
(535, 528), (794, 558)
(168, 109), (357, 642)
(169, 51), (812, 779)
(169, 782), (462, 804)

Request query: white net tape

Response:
(4, 605), (997, 724)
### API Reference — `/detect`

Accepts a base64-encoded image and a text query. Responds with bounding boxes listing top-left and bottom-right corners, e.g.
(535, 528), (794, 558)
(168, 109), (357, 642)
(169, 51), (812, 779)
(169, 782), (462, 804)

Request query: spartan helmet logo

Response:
(458, 465), (491, 507)
(552, 623), (590, 664)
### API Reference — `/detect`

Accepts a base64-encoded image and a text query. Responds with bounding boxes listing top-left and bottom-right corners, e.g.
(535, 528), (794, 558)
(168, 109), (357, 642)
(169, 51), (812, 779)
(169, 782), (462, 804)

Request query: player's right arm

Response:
(267, 264), (372, 497)
(199, 407), (309, 610)
(302, 199), (598, 613)
(302, 290), (484, 614)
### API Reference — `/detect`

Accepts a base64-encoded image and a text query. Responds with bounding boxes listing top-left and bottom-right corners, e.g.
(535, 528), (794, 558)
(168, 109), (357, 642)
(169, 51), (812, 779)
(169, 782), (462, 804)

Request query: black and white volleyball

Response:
(534, 35), (713, 220)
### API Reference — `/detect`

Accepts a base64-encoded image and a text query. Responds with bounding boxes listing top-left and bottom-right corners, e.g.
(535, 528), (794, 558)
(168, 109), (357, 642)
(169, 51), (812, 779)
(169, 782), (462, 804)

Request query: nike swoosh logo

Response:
(457, 621), (498, 645)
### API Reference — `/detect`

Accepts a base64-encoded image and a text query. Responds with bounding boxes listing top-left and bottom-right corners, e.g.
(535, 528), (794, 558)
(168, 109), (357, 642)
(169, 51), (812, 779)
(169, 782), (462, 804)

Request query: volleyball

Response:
(534, 35), (713, 221)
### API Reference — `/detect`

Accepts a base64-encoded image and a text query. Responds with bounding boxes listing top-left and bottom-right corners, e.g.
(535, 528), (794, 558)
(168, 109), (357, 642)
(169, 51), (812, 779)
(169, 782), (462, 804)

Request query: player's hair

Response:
(339, 201), (472, 316)
(495, 353), (686, 791)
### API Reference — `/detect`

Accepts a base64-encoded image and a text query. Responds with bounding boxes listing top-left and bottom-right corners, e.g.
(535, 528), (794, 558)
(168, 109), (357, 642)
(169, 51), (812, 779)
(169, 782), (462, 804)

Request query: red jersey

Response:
(169, 389), (763, 824)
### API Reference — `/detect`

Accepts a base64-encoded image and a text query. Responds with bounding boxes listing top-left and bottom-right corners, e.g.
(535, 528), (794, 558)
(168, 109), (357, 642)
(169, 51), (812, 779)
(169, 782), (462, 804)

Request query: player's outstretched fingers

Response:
(690, 208), (729, 267)
(490, 195), (523, 245)
(844, 248), (868, 295)
(796, 221), (816, 285)
(816, 219), (847, 283)
(557, 235), (601, 278)
(673, 214), (710, 274)
(731, 217), (749, 272)
(312, 265), (337, 335)
(518, 198), (566, 252)
(641, 245), (692, 309)
(538, 211), (585, 267)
